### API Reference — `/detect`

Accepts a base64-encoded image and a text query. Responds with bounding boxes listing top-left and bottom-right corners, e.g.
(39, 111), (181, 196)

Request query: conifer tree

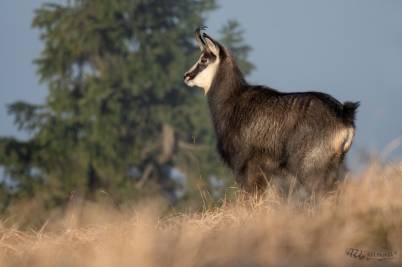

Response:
(0, 0), (254, 223)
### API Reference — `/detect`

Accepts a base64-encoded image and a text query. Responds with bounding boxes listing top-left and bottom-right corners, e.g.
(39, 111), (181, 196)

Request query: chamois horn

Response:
(195, 25), (207, 49)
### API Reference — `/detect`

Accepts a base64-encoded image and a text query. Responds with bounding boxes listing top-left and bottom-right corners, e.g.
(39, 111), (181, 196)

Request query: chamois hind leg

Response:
(297, 154), (342, 201)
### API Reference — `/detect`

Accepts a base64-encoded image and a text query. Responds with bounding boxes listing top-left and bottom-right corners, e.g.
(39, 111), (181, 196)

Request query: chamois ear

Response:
(203, 33), (220, 56)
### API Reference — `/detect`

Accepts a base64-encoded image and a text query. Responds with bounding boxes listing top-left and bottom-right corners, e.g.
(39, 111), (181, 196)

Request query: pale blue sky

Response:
(1, 1), (402, 166)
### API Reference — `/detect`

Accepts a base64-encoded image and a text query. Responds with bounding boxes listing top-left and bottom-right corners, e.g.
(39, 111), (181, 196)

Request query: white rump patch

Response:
(341, 128), (355, 152)
(333, 128), (355, 153)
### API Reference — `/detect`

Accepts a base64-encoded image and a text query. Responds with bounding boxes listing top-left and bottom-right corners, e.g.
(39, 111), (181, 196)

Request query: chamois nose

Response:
(183, 73), (189, 80)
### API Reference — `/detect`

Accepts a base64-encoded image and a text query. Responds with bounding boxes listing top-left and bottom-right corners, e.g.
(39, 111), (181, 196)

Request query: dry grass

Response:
(1, 163), (402, 267)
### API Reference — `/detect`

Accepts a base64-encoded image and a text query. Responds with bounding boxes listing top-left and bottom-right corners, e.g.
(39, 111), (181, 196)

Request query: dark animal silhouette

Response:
(184, 26), (359, 196)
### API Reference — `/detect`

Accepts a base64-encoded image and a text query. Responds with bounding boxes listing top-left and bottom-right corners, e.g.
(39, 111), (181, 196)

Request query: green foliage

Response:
(0, 0), (254, 226)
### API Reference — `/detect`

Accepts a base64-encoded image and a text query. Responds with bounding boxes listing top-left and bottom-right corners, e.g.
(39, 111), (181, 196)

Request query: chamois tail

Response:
(343, 101), (360, 126)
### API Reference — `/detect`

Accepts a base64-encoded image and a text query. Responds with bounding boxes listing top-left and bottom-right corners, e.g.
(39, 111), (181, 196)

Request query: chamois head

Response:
(184, 26), (221, 94)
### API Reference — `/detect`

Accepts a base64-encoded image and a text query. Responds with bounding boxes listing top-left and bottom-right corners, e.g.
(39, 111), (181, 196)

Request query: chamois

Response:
(184, 26), (359, 196)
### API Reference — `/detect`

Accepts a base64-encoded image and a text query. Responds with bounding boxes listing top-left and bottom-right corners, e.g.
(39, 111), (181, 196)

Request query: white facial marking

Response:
(193, 58), (219, 94)
(185, 35), (221, 94)
(185, 54), (220, 94)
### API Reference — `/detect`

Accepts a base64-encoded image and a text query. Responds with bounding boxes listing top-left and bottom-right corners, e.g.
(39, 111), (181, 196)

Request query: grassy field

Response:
(0, 162), (401, 267)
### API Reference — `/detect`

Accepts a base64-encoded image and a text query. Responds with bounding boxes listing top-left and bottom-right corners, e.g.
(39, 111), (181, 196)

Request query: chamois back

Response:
(184, 26), (359, 196)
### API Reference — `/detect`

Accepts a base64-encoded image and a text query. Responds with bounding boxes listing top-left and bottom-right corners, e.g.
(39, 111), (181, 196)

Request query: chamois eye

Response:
(200, 58), (208, 65)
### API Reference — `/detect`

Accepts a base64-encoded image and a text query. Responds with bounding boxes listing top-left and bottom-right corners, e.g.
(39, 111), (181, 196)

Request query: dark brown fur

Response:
(185, 29), (359, 196)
